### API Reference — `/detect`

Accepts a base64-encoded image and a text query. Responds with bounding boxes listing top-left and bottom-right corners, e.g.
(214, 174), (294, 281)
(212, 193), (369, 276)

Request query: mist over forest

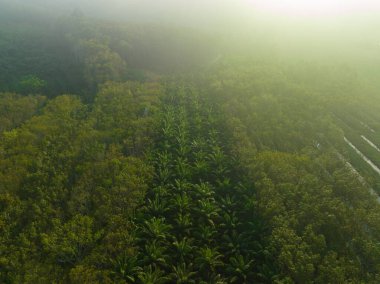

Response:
(1, 0), (380, 283)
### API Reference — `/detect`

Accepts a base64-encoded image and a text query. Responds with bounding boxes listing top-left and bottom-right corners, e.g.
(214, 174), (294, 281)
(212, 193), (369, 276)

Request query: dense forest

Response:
(1, 1), (380, 283)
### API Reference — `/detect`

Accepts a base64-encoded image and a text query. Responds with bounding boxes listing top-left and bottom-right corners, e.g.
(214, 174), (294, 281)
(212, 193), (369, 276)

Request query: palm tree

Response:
(220, 212), (241, 231)
(215, 178), (232, 194)
(226, 254), (254, 283)
(170, 262), (197, 284)
(175, 157), (191, 179)
(176, 141), (191, 157)
(157, 166), (172, 185)
(172, 237), (193, 261)
(195, 247), (224, 273)
(192, 183), (214, 199)
(196, 199), (220, 226)
(192, 158), (210, 179)
(144, 239), (169, 266)
(207, 145), (230, 178)
(256, 262), (279, 283)
(173, 179), (192, 194)
(137, 265), (168, 284)
(200, 273), (228, 284)
(174, 212), (193, 236)
(145, 196), (168, 217)
(173, 193), (191, 213)
(155, 152), (173, 184)
(142, 217), (172, 240)
(151, 185), (170, 198)
(196, 225), (217, 244)
(155, 151), (172, 169)
(221, 230), (248, 255)
(219, 195), (238, 212)
(110, 253), (142, 283)
(161, 108), (175, 138)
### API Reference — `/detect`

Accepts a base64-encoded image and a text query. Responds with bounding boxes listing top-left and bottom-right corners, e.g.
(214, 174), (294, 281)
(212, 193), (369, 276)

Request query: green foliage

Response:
(18, 75), (47, 94)
(1, 9), (380, 283)
(79, 39), (128, 93)
(0, 93), (46, 133)
(0, 82), (158, 282)
(41, 215), (100, 265)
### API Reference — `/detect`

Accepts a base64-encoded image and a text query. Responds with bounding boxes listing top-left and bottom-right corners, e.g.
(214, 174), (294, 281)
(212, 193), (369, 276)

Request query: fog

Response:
(4, 0), (380, 28)
(1, 0), (380, 69)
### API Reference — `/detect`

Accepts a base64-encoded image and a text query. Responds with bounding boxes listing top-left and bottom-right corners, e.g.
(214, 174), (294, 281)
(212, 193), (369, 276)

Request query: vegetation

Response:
(1, 2), (380, 283)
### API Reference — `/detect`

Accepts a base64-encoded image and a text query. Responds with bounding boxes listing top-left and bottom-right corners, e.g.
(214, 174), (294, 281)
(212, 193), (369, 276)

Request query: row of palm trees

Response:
(111, 85), (267, 283)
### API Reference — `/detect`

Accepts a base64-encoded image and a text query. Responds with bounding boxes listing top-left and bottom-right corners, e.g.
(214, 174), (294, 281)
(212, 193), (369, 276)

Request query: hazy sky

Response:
(3, 0), (380, 27)
(249, 0), (380, 17)
(2, 0), (379, 64)
(62, 0), (380, 20)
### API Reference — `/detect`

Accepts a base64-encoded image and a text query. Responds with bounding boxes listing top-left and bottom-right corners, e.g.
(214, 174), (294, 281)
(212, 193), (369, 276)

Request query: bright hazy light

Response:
(248, 0), (380, 17)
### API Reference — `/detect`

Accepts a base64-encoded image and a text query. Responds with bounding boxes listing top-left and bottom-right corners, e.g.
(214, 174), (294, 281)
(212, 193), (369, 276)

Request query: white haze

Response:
(2, 0), (380, 67)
